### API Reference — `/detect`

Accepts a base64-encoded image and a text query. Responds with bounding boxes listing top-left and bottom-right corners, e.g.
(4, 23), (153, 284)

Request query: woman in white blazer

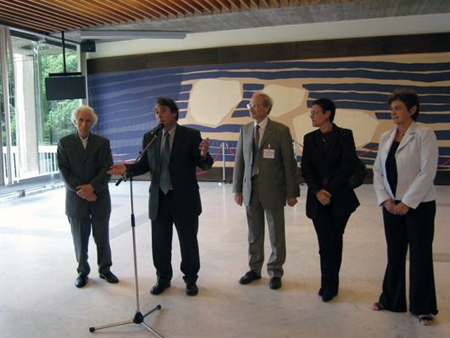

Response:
(372, 89), (439, 326)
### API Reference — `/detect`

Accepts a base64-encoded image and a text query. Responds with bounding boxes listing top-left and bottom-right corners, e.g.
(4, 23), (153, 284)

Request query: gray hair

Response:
(254, 92), (273, 114)
(71, 105), (98, 127)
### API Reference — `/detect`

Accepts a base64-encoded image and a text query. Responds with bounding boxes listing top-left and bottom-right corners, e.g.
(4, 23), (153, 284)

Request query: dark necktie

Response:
(160, 131), (172, 194)
(252, 124), (260, 177)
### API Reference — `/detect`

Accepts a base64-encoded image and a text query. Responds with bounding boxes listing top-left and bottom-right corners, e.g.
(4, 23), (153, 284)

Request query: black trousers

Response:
(379, 200), (438, 315)
(68, 214), (112, 275)
(151, 189), (200, 285)
(312, 204), (350, 293)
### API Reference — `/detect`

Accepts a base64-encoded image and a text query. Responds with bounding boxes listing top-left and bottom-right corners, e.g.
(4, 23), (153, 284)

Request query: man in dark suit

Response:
(109, 97), (213, 296)
(57, 105), (118, 288)
(233, 92), (300, 290)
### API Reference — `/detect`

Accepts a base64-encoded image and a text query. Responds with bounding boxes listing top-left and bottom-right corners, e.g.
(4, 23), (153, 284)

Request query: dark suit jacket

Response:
(57, 133), (113, 218)
(301, 124), (359, 219)
(127, 124), (213, 221)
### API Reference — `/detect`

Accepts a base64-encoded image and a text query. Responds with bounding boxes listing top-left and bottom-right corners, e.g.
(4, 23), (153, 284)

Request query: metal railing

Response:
(38, 145), (58, 174)
(2, 145), (58, 183)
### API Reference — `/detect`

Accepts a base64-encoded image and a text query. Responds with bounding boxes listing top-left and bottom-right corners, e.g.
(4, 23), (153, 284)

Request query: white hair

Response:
(71, 105), (98, 127)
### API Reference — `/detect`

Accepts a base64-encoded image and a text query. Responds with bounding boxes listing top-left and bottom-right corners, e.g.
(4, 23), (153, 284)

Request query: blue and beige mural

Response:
(88, 52), (450, 172)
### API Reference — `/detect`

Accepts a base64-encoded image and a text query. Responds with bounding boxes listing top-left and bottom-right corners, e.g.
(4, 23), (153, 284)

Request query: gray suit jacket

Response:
(233, 119), (300, 209)
(57, 133), (112, 218)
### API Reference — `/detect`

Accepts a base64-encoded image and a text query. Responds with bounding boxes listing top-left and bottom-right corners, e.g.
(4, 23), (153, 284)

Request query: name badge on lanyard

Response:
(263, 148), (275, 159)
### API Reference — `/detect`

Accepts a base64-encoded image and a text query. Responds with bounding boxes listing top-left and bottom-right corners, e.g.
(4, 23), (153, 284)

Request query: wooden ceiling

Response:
(2, 0), (449, 43)
(0, 0), (359, 35)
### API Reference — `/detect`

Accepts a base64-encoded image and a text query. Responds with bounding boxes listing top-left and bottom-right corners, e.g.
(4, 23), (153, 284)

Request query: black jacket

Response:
(128, 124), (213, 221)
(301, 124), (360, 219)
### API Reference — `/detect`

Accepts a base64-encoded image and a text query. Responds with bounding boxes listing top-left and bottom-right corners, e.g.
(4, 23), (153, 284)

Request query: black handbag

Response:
(346, 157), (367, 189)
(338, 127), (367, 189)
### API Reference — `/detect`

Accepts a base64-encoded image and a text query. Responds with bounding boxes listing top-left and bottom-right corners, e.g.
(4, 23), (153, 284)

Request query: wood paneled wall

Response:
(88, 33), (450, 74)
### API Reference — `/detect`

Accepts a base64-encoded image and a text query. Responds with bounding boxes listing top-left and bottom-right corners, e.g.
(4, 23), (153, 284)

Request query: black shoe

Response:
(318, 288), (323, 296)
(269, 277), (282, 290)
(75, 273), (88, 288)
(322, 287), (338, 302)
(99, 271), (119, 284)
(239, 271), (261, 285)
(186, 283), (199, 296)
(150, 281), (171, 295)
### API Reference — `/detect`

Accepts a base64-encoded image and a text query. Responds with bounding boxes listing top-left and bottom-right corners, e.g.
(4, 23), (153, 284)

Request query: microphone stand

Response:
(89, 131), (164, 337)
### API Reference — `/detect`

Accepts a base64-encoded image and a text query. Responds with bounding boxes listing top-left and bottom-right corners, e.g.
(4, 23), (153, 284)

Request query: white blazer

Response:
(373, 122), (438, 209)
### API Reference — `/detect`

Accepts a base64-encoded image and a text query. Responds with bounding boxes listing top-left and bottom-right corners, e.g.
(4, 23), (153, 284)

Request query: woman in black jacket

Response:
(301, 98), (360, 302)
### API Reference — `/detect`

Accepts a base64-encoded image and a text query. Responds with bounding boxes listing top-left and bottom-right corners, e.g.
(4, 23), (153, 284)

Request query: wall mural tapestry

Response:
(88, 52), (450, 173)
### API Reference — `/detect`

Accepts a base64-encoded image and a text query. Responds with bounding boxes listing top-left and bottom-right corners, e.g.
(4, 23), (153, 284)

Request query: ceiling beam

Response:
(79, 30), (187, 39)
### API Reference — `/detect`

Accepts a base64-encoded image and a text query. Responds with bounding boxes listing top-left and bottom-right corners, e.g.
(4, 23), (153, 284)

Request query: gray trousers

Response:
(245, 177), (286, 278)
(68, 214), (112, 275)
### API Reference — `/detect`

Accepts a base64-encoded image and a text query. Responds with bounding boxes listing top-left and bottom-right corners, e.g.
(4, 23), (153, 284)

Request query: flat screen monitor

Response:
(45, 75), (87, 100)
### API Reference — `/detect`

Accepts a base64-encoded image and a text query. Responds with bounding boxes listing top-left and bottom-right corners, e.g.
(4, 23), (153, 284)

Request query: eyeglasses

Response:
(246, 103), (259, 110)
(309, 110), (323, 118)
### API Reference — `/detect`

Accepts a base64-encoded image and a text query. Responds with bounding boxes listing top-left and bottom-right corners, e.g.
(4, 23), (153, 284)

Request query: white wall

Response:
(88, 14), (450, 59)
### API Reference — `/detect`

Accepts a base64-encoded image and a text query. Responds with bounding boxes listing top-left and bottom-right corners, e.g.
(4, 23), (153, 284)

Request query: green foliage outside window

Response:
(38, 50), (80, 145)
(1, 53), (16, 146)
(2, 44), (81, 147)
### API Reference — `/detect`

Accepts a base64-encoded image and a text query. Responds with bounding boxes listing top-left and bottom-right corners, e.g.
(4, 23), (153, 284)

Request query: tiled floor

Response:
(0, 182), (449, 338)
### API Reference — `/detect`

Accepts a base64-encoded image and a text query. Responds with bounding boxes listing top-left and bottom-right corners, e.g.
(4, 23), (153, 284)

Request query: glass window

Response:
(1, 34), (82, 184)
(37, 40), (80, 145)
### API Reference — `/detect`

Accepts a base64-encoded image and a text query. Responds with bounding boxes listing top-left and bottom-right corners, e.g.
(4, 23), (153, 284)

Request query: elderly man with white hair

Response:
(57, 105), (118, 288)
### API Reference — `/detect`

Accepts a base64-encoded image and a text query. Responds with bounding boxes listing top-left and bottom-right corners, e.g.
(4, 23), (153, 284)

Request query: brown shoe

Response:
(372, 302), (385, 311)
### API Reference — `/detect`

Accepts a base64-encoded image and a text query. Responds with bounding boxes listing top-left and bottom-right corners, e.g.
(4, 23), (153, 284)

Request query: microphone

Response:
(116, 123), (164, 187)
(115, 173), (126, 186)
(150, 123), (164, 135)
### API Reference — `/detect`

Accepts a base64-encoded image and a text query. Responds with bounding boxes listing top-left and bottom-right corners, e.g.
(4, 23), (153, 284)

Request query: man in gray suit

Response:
(233, 92), (299, 290)
(57, 105), (118, 288)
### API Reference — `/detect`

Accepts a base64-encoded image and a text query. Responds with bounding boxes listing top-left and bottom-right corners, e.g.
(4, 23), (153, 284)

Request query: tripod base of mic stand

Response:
(89, 304), (163, 337)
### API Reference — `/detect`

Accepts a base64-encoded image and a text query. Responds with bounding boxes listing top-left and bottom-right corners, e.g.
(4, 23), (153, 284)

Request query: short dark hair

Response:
(155, 97), (179, 121)
(312, 98), (336, 122)
(387, 89), (420, 121)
